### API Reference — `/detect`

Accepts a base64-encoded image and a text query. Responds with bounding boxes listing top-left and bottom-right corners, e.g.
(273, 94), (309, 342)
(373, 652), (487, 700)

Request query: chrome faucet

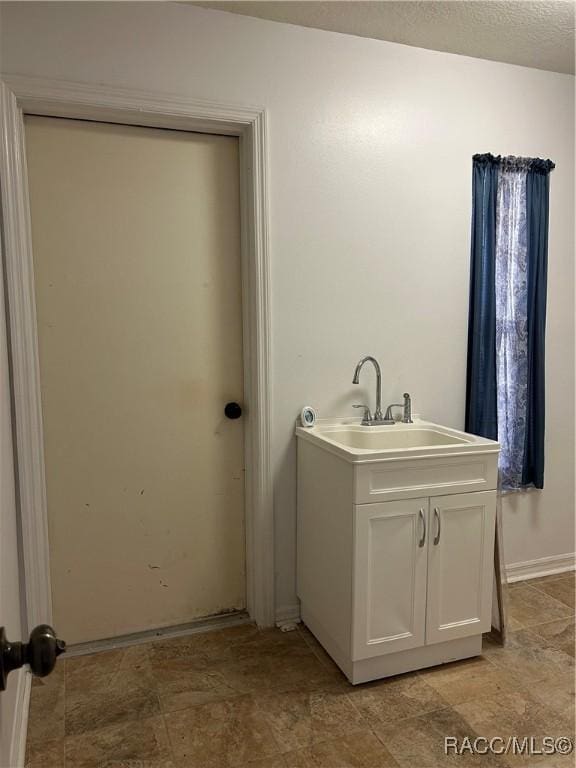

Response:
(384, 393), (413, 424)
(352, 356), (386, 425)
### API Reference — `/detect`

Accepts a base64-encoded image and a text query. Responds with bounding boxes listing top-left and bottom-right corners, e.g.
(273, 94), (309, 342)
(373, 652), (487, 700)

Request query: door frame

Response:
(0, 74), (275, 631)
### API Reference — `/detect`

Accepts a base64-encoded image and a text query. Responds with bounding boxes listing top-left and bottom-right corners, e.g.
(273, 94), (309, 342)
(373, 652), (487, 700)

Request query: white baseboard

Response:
(275, 603), (301, 628)
(506, 552), (575, 583)
(9, 669), (31, 768)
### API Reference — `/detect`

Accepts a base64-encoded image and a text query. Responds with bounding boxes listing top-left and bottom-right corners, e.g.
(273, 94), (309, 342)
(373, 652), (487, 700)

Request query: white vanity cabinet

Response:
(353, 492), (496, 660)
(353, 498), (428, 659)
(425, 492), (496, 645)
(296, 421), (499, 684)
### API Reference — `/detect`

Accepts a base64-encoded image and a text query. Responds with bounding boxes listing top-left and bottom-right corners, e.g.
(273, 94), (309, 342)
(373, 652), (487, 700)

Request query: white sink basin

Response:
(296, 419), (498, 462)
(321, 427), (468, 451)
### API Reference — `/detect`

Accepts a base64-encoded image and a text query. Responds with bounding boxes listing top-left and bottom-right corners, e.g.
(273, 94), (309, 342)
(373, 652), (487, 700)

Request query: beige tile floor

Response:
(26, 574), (575, 768)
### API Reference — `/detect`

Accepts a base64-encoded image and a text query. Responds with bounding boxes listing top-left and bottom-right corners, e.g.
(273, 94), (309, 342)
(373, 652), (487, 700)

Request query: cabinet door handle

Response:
(418, 508), (426, 547)
(433, 507), (441, 545)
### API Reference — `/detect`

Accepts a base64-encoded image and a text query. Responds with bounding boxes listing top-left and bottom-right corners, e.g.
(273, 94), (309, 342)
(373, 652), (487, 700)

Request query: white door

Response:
(0, 236), (24, 765)
(24, 115), (246, 644)
(426, 491), (496, 645)
(353, 499), (428, 660)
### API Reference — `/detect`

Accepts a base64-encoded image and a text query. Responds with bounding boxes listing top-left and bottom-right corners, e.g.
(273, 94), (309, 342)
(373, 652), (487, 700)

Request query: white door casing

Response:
(0, 165), (30, 768)
(0, 75), (274, 630)
(353, 498), (428, 660)
(426, 491), (496, 644)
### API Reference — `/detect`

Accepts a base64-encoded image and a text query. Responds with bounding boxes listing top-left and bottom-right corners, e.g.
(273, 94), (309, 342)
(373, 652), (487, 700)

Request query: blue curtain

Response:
(465, 155), (498, 441)
(465, 154), (554, 490)
(523, 165), (552, 488)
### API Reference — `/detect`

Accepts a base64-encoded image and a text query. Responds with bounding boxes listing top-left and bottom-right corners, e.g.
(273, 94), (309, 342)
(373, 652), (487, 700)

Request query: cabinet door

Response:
(426, 491), (496, 645)
(352, 499), (428, 660)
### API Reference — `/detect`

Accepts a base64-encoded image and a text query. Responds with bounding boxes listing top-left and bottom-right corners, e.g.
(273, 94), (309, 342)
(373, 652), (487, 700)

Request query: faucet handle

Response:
(352, 404), (372, 423)
(383, 404), (402, 423)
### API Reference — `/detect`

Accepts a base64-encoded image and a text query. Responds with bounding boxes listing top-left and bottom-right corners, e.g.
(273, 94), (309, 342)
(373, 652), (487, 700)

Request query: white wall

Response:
(1, 2), (574, 618)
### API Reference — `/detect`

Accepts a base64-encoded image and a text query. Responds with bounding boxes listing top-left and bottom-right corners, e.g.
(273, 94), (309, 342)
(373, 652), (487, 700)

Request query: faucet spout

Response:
(352, 356), (383, 421)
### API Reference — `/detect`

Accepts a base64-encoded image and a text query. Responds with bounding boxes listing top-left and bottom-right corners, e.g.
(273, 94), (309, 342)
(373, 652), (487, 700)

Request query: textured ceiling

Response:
(191, 1), (575, 74)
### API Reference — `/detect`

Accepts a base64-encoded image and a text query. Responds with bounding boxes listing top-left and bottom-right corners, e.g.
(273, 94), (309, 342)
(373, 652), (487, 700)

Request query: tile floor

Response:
(26, 574), (575, 768)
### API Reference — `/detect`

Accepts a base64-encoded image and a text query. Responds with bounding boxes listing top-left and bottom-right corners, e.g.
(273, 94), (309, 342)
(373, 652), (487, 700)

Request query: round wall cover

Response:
(300, 406), (317, 427)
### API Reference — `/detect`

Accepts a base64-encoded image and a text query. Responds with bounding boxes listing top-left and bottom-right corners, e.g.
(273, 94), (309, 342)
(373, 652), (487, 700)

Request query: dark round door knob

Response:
(0, 624), (66, 691)
(224, 402), (242, 419)
(27, 624), (66, 679)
